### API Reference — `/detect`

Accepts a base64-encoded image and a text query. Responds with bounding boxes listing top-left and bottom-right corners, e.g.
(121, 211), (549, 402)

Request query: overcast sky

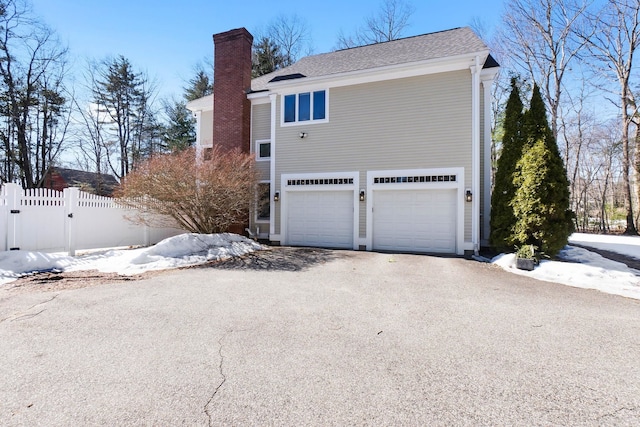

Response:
(29, 0), (504, 100)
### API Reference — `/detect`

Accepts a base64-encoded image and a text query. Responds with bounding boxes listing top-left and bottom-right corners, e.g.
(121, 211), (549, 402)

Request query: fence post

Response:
(64, 187), (79, 256)
(144, 223), (150, 247)
(141, 201), (150, 246)
(4, 183), (21, 251)
(0, 184), (4, 252)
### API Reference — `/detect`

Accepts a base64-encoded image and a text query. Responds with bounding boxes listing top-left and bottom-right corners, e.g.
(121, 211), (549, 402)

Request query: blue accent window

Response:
(284, 94), (296, 123)
(313, 91), (326, 120)
(298, 92), (311, 121)
(282, 90), (327, 124)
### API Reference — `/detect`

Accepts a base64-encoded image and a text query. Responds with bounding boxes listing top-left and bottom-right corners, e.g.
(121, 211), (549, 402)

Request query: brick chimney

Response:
(213, 28), (253, 153)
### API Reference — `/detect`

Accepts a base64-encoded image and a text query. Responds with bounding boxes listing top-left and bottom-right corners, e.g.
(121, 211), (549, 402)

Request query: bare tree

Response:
(266, 14), (310, 66)
(498, 0), (590, 143)
(73, 99), (109, 175)
(335, 0), (415, 49)
(578, 0), (640, 234)
(559, 72), (598, 223)
(0, 0), (69, 187)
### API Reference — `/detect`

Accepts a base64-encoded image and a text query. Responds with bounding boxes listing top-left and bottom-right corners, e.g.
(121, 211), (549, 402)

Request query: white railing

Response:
(0, 183), (184, 255)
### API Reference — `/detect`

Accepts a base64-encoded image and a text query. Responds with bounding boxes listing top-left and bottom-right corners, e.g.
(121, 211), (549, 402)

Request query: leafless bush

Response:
(116, 147), (259, 233)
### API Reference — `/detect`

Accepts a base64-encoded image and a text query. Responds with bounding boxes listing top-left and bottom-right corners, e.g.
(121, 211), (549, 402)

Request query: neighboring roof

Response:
(251, 27), (489, 91)
(49, 167), (119, 196)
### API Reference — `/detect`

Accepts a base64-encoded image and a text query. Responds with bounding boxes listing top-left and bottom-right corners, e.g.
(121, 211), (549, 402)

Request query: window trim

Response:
(255, 139), (271, 161)
(280, 89), (329, 127)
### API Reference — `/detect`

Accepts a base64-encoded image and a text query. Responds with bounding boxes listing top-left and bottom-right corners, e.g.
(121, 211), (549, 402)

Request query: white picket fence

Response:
(0, 183), (184, 255)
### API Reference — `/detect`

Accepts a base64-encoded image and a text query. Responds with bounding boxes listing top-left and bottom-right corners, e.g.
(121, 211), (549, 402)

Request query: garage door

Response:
(373, 189), (457, 253)
(286, 191), (354, 249)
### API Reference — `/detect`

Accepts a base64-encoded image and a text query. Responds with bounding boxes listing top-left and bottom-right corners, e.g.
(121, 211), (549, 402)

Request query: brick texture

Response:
(213, 28), (253, 153)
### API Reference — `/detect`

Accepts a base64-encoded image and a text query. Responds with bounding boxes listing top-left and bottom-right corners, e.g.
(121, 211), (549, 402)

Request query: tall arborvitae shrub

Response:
(511, 85), (573, 257)
(490, 77), (524, 251)
(523, 83), (554, 152)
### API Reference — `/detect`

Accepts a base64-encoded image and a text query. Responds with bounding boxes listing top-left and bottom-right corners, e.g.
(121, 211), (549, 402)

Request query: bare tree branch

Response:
(335, 0), (415, 49)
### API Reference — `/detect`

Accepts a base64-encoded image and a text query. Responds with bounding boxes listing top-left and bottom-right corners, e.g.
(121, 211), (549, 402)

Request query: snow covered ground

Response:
(492, 233), (640, 300)
(1, 232), (639, 301)
(0, 233), (264, 285)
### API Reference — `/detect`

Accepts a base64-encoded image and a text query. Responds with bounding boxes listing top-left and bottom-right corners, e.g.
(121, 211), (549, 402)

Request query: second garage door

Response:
(286, 191), (354, 249)
(372, 189), (457, 253)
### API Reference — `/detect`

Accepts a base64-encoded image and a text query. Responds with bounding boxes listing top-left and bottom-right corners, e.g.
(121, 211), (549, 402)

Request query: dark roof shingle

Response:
(51, 167), (119, 196)
(251, 27), (488, 91)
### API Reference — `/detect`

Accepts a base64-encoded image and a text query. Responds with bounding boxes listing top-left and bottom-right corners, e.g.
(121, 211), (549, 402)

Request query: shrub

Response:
(117, 146), (259, 234)
(490, 77), (525, 251)
(511, 138), (574, 256)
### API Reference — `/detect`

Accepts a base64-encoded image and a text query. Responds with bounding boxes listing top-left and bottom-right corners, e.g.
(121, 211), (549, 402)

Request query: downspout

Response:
(471, 56), (481, 256)
(193, 111), (202, 160)
(481, 72), (497, 246)
(269, 93), (277, 239)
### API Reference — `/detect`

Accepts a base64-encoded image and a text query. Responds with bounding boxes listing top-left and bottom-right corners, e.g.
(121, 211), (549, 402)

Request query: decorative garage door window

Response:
(373, 175), (457, 184)
(287, 178), (354, 186)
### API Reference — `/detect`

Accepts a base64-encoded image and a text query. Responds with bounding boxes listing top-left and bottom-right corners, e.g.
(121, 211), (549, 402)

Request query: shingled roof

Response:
(46, 167), (120, 196)
(251, 27), (490, 92)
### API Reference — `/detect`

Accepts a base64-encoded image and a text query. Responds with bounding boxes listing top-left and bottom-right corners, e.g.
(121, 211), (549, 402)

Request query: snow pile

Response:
(0, 233), (264, 284)
(569, 232), (640, 260)
(493, 234), (640, 300)
(0, 251), (76, 283)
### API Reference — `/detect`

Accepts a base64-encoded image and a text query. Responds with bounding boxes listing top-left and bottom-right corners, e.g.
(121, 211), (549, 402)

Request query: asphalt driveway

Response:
(1, 248), (639, 426)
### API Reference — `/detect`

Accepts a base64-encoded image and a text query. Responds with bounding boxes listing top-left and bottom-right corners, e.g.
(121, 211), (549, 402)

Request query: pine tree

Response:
(252, 36), (287, 78)
(490, 77), (525, 251)
(511, 84), (573, 257)
(93, 56), (151, 178)
(162, 100), (196, 152)
(184, 69), (213, 102)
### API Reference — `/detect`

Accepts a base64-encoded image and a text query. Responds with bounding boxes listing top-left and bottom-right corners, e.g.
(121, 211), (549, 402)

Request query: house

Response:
(43, 167), (119, 196)
(187, 27), (499, 255)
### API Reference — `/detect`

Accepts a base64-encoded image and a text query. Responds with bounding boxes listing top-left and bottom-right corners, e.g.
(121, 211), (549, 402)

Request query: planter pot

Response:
(516, 257), (535, 271)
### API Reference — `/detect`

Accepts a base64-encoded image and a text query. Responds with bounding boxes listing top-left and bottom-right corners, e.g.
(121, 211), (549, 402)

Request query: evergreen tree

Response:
(511, 139), (573, 256)
(93, 55), (152, 178)
(162, 99), (196, 152)
(511, 83), (573, 257)
(490, 77), (525, 251)
(523, 84), (554, 152)
(184, 68), (213, 102)
(252, 36), (287, 78)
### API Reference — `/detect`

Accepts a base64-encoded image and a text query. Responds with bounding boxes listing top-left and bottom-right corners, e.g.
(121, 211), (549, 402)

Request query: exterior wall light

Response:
(299, 132), (307, 139)
(465, 189), (472, 203)
(359, 189), (366, 201)
(274, 191), (280, 202)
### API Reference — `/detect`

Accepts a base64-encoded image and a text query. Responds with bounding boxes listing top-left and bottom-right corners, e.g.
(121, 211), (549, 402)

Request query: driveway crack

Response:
(1, 294), (59, 323)
(204, 329), (231, 426)
(597, 406), (639, 420)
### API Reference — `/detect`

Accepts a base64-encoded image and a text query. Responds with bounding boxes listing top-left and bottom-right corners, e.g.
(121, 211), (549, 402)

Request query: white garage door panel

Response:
(287, 191), (353, 248)
(373, 189), (456, 253)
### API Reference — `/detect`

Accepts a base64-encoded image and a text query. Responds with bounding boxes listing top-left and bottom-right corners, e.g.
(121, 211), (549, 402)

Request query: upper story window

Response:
(283, 90), (327, 125)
